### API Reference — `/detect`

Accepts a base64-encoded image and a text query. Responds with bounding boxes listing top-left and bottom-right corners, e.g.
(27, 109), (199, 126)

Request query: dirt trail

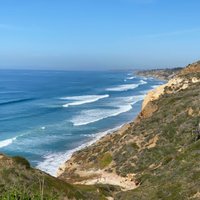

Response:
(74, 170), (137, 191)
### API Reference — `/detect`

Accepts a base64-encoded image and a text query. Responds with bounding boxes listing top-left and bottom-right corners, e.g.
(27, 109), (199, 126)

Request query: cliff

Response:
(58, 61), (200, 199)
(1, 61), (200, 199)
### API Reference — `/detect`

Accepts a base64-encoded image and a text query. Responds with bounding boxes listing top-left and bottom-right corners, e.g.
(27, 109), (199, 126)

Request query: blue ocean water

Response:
(0, 70), (163, 175)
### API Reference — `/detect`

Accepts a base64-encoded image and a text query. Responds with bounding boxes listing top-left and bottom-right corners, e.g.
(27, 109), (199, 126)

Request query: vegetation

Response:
(59, 63), (200, 199)
(1, 62), (200, 199)
(135, 67), (182, 80)
(0, 154), (111, 199)
(99, 153), (113, 169)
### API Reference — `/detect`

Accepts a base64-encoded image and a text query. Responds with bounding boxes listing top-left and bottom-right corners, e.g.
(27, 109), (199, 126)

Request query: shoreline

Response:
(57, 122), (131, 177)
(56, 78), (165, 178)
(37, 124), (126, 176)
(56, 74), (169, 190)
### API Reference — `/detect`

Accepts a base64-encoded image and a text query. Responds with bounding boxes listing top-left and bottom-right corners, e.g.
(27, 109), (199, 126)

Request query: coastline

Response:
(57, 122), (138, 191)
(57, 68), (184, 191)
(57, 123), (131, 177)
(56, 78), (166, 189)
(36, 78), (162, 176)
(36, 124), (124, 176)
(55, 95), (150, 177)
(1, 63), (199, 198)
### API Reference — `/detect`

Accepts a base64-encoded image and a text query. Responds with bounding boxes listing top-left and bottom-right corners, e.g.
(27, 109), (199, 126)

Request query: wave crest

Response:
(71, 105), (132, 126)
(0, 137), (17, 148)
(61, 95), (109, 108)
(71, 95), (145, 126)
(106, 84), (139, 92)
(106, 80), (147, 92)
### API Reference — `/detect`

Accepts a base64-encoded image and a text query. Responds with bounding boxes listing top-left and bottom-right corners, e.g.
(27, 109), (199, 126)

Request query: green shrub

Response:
(12, 156), (31, 169)
(99, 153), (112, 169)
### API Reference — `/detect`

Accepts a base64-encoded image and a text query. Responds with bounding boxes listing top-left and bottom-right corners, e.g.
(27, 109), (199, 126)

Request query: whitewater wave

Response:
(124, 76), (135, 81)
(126, 76), (135, 80)
(61, 94), (109, 107)
(0, 137), (17, 148)
(71, 95), (145, 126)
(106, 79), (147, 92)
(36, 125), (123, 176)
(106, 83), (139, 92)
(139, 80), (147, 85)
(71, 105), (132, 126)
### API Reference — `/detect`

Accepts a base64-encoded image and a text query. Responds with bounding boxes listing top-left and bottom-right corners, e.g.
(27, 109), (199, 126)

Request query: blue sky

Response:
(0, 0), (200, 70)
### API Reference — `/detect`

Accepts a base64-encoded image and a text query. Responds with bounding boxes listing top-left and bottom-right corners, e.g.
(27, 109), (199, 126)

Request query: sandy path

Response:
(75, 170), (137, 191)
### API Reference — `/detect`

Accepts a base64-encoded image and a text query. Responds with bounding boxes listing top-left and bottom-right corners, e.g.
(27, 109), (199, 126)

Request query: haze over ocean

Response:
(0, 70), (163, 175)
(0, 0), (200, 70)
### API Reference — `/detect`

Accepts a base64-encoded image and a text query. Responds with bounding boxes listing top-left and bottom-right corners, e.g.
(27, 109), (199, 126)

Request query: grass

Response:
(0, 154), (112, 199)
(99, 153), (113, 169)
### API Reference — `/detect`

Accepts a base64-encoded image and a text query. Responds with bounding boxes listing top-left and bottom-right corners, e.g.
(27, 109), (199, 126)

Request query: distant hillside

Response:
(135, 67), (182, 80)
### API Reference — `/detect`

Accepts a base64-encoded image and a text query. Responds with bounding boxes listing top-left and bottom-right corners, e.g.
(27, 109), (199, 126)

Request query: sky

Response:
(0, 0), (200, 70)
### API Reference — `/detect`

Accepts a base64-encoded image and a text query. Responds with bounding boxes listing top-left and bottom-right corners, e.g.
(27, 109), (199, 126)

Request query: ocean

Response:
(0, 70), (163, 176)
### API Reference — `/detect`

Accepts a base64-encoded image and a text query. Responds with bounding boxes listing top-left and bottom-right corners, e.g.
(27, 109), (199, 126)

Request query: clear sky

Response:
(0, 0), (200, 70)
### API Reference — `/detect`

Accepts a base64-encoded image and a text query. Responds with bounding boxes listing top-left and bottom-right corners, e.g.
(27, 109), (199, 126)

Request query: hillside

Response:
(0, 154), (114, 199)
(58, 61), (200, 199)
(135, 67), (182, 80)
(0, 61), (200, 199)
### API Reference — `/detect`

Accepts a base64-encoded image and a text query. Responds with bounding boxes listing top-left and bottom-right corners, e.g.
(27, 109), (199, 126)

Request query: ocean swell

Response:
(0, 98), (35, 106)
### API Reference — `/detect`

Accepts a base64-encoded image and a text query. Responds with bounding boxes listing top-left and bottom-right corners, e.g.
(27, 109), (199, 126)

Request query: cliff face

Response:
(139, 63), (200, 120)
(58, 62), (200, 199)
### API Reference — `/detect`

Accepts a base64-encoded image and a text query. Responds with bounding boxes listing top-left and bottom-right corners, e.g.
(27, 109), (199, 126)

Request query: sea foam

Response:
(71, 106), (132, 126)
(126, 76), (135, 80)
(36, 125), (123, 176)
(61, 94), (109, 107)
(106, 83), (139, 92)
(106, 80), (147, 92)
(0, 137), (17, 148)
(71, 95), (145, 126)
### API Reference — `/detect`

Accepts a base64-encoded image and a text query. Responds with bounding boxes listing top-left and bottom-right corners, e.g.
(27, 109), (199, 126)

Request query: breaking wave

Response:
(61, 95), (109, 107)
(0, 137), (17, 148)
(36, 125), (123, 176)
(71, 95), (145, 126)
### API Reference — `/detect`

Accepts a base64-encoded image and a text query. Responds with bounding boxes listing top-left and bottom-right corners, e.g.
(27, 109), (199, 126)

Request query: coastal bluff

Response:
(0, 61), (200, 199)
(58, 61), (200, 199)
